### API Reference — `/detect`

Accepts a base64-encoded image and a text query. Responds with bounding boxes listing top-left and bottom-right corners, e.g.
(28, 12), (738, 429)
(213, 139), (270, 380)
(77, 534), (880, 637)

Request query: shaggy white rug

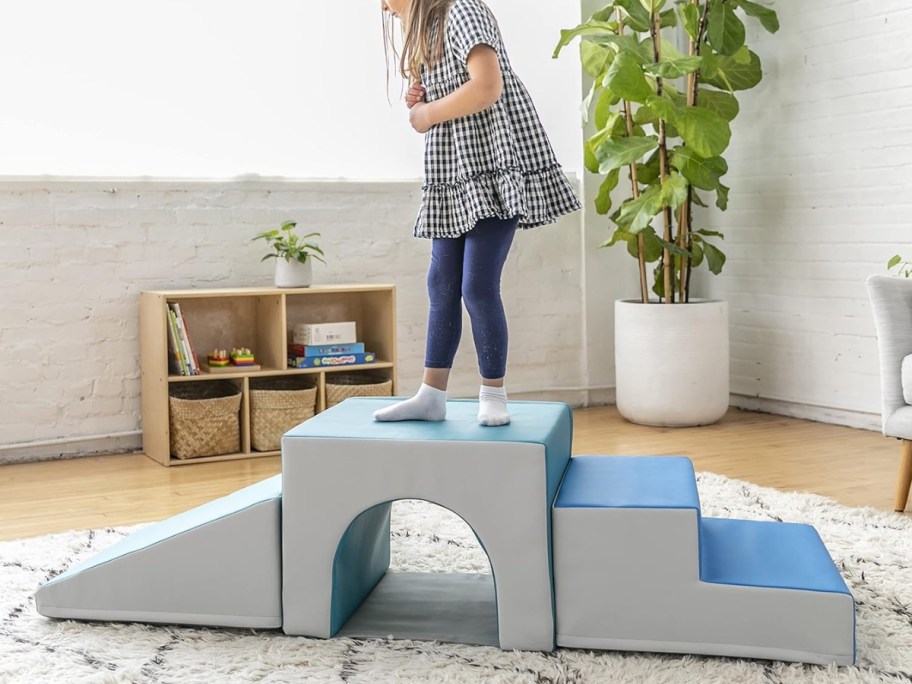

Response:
(2, 472), (911, 683)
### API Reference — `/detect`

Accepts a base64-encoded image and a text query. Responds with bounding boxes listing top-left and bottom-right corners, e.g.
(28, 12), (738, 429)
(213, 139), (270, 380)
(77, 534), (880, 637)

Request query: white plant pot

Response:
(615, 299), (729, 427)
(274, 257), (312, 288)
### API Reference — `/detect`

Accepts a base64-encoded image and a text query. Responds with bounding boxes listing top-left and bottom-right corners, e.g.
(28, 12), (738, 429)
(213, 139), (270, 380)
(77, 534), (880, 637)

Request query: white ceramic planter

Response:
(274, 258), (312, 288)
(615, 299), (729, 427)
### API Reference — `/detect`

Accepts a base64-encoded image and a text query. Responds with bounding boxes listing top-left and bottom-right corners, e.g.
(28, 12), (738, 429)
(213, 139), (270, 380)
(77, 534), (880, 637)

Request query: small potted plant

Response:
(254, 220), (325, 288)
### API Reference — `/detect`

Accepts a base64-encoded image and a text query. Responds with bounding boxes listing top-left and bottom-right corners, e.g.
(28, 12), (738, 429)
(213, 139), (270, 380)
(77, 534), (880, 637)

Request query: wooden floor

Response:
(0, 406), (908, 541)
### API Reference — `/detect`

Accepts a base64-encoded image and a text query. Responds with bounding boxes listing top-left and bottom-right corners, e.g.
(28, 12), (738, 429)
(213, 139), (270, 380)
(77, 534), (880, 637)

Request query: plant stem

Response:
(680, 0), (711, 303)
(650, 12), (674, 303)
(616, 7), (650, 304)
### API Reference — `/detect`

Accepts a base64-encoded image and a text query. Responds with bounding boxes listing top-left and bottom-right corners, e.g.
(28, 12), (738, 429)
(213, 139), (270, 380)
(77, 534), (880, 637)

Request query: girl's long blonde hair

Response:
(383, 0), (453, 83)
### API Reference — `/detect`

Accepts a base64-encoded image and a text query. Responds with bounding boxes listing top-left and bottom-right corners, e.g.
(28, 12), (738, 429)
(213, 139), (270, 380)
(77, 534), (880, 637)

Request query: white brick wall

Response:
(0, 179), (584, 461)
(694, 0), (912, 428)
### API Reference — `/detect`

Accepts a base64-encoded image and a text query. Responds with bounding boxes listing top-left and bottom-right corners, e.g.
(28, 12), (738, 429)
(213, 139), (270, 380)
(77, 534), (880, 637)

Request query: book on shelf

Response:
(171, 302), (200, 374)
(288, 351), (376, 369)
(166, 303), (199, 375)
(288, 342), (365, 358)
(168, 307), (190, 375)
(167, 308), (189, 375)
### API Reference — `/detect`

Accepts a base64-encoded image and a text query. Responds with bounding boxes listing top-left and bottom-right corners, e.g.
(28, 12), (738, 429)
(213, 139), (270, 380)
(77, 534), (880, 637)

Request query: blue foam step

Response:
(554, 455), (700, 512)
(700, 517), (851, 596)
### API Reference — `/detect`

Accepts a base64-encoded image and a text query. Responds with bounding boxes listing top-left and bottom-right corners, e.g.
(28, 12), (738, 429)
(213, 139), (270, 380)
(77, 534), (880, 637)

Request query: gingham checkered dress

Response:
(414, 0), (581, 238)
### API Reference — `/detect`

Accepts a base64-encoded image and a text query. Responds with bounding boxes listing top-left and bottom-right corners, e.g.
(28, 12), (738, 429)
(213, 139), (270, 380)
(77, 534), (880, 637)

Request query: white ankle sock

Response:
(478, 385), (510, 426)
(373, 383), (447, 422)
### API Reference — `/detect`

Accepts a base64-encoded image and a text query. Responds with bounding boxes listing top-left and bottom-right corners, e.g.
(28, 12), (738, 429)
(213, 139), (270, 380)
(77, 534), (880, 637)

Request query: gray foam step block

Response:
(36, 475), (283, 629)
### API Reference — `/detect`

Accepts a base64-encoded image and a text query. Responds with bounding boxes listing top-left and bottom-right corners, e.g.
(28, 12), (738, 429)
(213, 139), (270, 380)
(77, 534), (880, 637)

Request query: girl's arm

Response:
(410, 45), (503, 132)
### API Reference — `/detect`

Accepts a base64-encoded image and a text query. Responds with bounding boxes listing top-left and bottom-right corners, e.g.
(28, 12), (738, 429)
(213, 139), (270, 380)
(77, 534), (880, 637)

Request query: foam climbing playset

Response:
(36, 398), (855, 665)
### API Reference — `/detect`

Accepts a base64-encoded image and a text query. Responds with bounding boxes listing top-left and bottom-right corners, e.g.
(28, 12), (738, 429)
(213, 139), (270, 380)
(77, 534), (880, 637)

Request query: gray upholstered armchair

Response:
(867, 274), (912, 512)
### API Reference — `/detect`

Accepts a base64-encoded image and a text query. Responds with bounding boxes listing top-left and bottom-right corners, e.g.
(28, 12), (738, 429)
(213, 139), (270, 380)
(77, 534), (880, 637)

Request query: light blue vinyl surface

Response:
(330, 502), (392, 635)
(44, 475), (283, 586)
(285, 398), (573, 506)
(553, 455), (700, 511)
(700, 517), (852, 595)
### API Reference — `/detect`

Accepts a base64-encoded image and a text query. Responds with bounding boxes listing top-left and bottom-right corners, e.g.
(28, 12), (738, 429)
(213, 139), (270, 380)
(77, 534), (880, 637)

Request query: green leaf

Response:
(604, 50), (654, 103)
(702, 241), (727, 274)
(736, 0), (780, 33)
(691, 191), (708, 207)
(707, 2), (746, 55)
(680, 3), (699, 40)
(659, 8), (677, 28)
(595, 92), (621, 129)
(592, 34), (653, 64)
(732, 45), (752, 65)
(581, 40), (615, 78)
(635, 150), (661, 184)
(580, 78), (599, 123)
(701, 50), (763, 91)
(716, 183), (730, 210)
(585, 126), (614, 173)
(660, 38), (687, 62)
(595, 135), (660, 173)
(617, 184), (664, 234)
(670, 148), (728, 190)
(888, 254), (902, 269)
(553, 21), (617, 59)
(614, 0), (652, 32)
(595, 169), (621, 214)
(656, 237), (691, 259)
(697, 89), (740, 121)
(700, 51), (720, 79)
(660, 173), (689, 209)
(644, 56), (703, 79)
(644, 94), (681, 124)
(690, 241), (704, 268)
(676, 106), (732, 157)
(639, 0), (666, 13)
(695, 228), (725, 239)
(602, 226), (632, 249)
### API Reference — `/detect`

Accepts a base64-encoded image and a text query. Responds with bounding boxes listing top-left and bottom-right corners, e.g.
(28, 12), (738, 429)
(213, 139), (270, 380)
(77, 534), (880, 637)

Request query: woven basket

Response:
(250, 376), (317, 452)
(169, 381), (241, 460)
(326, 373), (393, 408)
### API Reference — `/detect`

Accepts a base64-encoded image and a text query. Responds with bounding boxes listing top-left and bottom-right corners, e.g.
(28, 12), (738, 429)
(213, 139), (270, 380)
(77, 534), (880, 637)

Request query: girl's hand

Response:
(406, 83), (426, 109)
(409, 101), (434, 133)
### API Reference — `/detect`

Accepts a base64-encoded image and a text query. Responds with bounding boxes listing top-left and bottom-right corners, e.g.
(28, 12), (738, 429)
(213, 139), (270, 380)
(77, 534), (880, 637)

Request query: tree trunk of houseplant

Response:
(615, 299), (729, 426)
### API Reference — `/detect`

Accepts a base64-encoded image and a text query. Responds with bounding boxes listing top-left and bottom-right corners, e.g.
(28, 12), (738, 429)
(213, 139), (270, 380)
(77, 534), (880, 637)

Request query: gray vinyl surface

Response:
(336, 572), (499, 647)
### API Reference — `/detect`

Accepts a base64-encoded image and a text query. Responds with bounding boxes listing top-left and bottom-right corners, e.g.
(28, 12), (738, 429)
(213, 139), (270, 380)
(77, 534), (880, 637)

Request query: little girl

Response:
(374, 0), (580, 426)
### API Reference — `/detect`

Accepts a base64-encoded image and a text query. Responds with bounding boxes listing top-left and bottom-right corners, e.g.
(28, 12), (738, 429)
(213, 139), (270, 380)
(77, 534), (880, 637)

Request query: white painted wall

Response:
(695, 0), (912, 428)
(2, 0), (909, 461)
(0, 0), (582, 179)
(0, 180), (583, 462)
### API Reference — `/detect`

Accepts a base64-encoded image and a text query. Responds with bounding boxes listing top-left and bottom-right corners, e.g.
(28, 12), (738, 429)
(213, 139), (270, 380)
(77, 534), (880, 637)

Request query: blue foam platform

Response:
(700, 517), (852, 596)
(554, 455), (700, 511)
(286, 398), (573, 505)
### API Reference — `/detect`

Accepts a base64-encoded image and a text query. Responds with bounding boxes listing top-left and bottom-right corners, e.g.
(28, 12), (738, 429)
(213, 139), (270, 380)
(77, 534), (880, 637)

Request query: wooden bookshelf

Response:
(140, 285), (397, 466)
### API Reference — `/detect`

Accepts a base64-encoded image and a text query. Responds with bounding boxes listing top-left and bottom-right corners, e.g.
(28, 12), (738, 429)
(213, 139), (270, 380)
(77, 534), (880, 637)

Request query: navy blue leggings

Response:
(425, 215), (518, 379)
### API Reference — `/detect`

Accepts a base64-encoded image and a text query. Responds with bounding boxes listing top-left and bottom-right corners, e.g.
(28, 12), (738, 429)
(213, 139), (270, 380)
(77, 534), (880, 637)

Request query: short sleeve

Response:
(447, 0), (501, 67)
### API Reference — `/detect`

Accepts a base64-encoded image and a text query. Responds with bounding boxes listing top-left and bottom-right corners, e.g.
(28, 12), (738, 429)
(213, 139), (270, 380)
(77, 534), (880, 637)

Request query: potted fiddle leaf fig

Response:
(254, 220), (325, 288)
(555, 0), (778, 427)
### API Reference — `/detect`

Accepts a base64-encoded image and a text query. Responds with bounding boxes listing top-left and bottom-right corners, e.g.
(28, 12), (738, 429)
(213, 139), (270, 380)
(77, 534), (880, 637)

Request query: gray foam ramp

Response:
(36, 475), (283, 629)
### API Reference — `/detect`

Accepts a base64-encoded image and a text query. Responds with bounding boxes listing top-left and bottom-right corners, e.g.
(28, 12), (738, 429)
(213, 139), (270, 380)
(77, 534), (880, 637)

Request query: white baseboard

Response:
(729, 395), (881, 432)
(0, 432), (143, 466)
(0, 392), (879, 466)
